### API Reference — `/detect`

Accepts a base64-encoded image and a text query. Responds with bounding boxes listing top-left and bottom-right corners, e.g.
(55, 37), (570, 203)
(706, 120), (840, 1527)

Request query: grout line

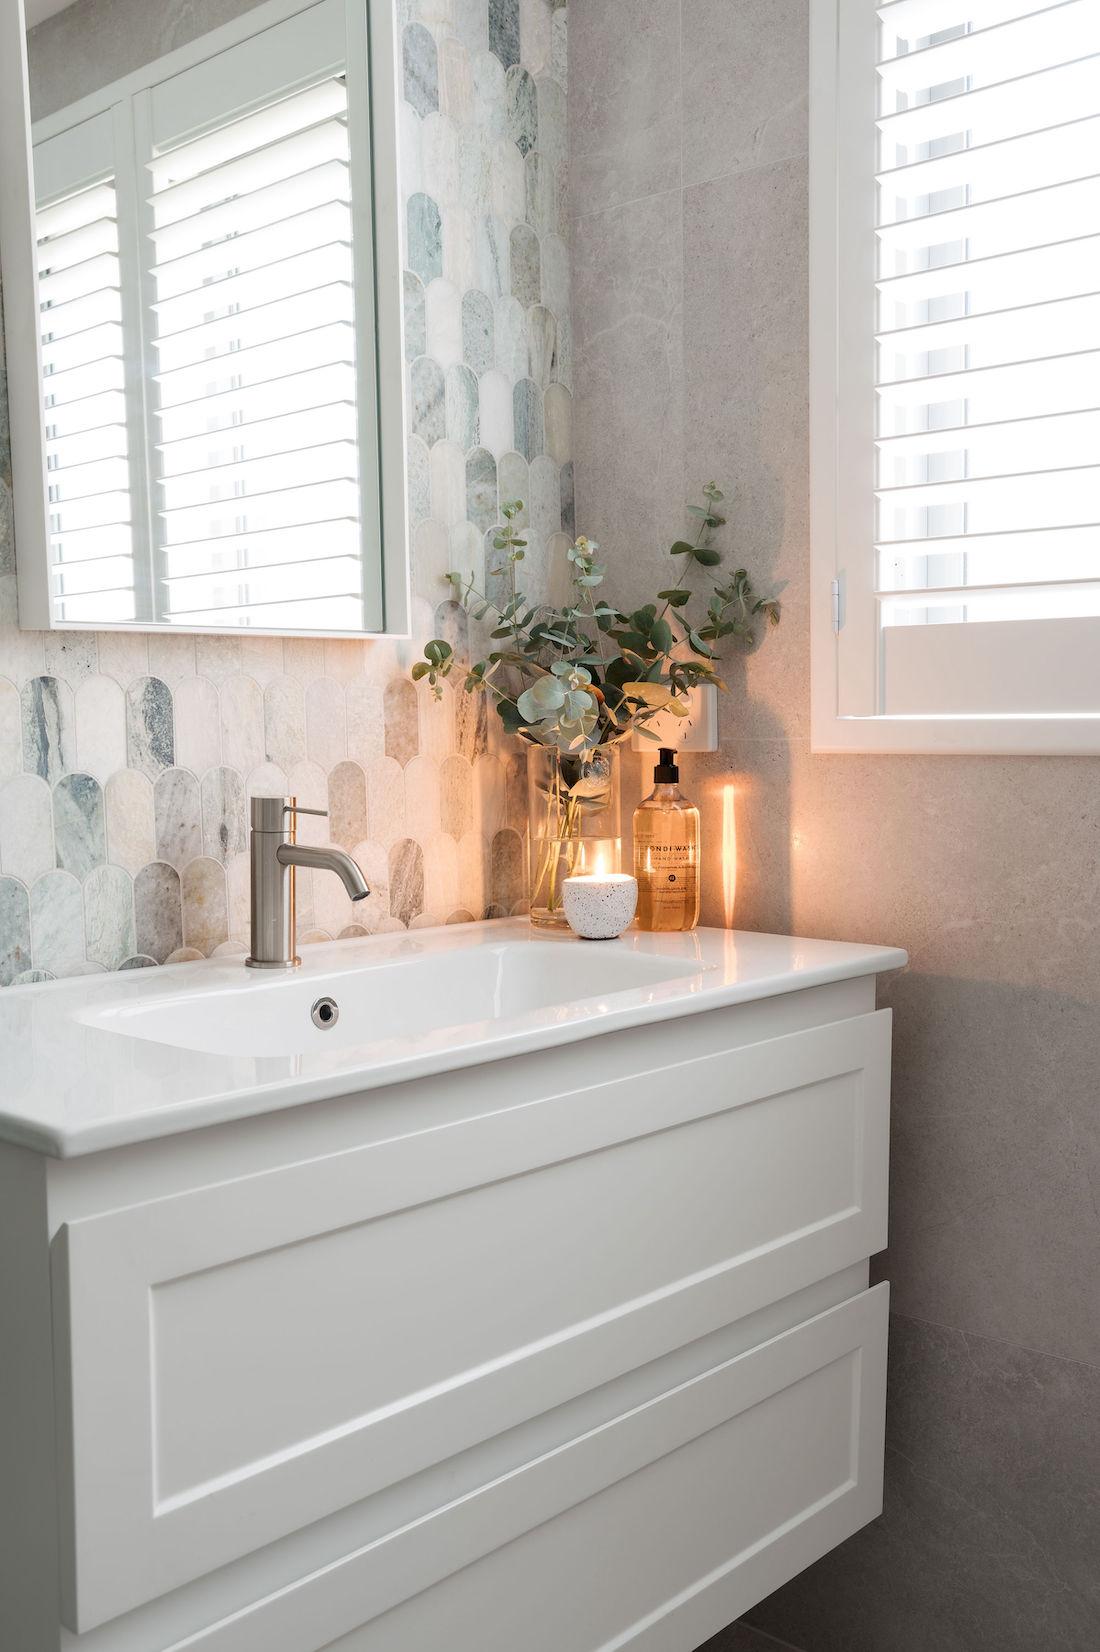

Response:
(682, 144), (810, 194)
(570, 182), (684, 226)
(737, 1623), (810, 1652)
(892, 1307), (1100, 1378)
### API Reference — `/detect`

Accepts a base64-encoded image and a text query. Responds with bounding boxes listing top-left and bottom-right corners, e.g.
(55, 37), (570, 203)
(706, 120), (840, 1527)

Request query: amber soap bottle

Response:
(633, 749), (701, 932)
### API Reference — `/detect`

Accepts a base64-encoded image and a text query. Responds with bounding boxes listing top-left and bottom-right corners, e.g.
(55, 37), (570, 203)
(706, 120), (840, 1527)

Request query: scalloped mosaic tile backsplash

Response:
(0, 0), (570, 985)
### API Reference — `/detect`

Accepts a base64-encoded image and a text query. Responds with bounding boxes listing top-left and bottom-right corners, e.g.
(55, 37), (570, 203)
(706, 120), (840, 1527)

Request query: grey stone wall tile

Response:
(96, 632), (148, 685)
(22, 676), (76, 783)
(560, 459), (575, 535)
(194, 635), (241, 683)
(408, 192), (444, 284)
(568, 0), (680, 218)
(497, 449), (529, 509)
(53, 773), (107, 879)
(219, 675), (265, 774)
(489, 0), (520, 70)
(681, 0), (808, 188)
(153, 768), (203, 870)
(74, 675), (127, 781)
(509, 223), (542, 305)
(388, 836), (425, 925)
(305, 678), (347, 772)
(173, 676), (221, 775)
(200, 767), (247, 865)
(134, 861), (183, 964)
(384, 678), (421, 767)
(147, 631), (197, 685)
(412, 355), (447, 446)
(543, 381), (571, 463)
(181, 857), (229, 956)
(264, 677), (307, 772)
(407, 433), (432, 525)
(44, 632), (96, 683)
(506, 66), (538, 156)
(489, 825), (524, 913)
(441, 753), (474, 838)
(30, 869), (84, 976)
(327, 760), (369, 850)
(0, 774), (54, 886)
(466, 447), (499, 531)
(84, 864), (135, 970)
(446, 363), (481, 450)
(125, 677), (174, 776)
(403, 21), (440, 117)
(526, 303), (558, 387)
(404, 271), (427, 361)
(525, 151), (557, 236)
(0, 876), (31, 986)
(0, 677), (19, 780)
(105, 769), (155, 874)
(512, 377), (545, 460)
(462, 289), (495, 373)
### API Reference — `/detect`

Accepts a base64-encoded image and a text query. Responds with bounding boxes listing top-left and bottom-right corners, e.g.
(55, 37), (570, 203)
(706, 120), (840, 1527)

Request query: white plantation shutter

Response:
(816, 0), (1100, 744)
(148, 76), (365, 627)
(37, 170), (137, 623)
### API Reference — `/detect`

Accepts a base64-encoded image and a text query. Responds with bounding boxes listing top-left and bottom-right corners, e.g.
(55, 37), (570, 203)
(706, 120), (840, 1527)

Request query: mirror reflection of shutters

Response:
(149, 76), (364, 629)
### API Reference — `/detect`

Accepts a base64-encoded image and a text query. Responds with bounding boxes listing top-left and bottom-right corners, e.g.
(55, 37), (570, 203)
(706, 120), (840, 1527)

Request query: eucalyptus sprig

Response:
(411, 485), (780, 751)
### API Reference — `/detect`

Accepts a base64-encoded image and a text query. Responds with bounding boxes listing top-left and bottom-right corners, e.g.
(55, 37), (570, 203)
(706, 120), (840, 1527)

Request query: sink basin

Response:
(0, 919), (907, 1156)
(76, 936), (706, 1058)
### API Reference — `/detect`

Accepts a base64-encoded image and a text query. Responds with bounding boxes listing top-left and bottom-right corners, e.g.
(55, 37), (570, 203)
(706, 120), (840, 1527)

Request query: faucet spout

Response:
(277, 843), (371, 901)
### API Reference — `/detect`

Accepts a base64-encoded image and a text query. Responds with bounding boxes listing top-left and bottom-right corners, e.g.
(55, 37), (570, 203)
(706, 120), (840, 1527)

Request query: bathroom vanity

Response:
(0, 920), (905, 1652)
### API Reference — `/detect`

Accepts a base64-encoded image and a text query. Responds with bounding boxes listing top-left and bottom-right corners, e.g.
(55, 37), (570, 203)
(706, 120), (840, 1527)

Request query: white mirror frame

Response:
(0, 0), (411, 639)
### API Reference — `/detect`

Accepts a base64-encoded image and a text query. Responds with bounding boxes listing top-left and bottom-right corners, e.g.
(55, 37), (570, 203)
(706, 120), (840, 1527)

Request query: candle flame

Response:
(722, 784), (737, 928)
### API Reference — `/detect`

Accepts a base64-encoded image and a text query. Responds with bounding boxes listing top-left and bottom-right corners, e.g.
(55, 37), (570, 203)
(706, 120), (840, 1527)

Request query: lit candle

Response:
(562, 858), (638, 940)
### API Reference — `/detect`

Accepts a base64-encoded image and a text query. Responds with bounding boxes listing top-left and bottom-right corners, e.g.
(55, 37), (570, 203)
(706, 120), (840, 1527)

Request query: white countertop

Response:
(0, 920), (906, 1158)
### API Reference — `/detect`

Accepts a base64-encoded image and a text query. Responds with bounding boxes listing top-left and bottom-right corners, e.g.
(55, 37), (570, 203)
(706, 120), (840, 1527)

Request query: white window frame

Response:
(809, 0), (1100, 755)
(0, 0), (410, 639)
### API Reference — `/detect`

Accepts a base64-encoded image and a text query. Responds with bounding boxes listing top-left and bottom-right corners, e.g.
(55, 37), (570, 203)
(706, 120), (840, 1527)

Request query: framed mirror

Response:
(0, 0), (409, 637)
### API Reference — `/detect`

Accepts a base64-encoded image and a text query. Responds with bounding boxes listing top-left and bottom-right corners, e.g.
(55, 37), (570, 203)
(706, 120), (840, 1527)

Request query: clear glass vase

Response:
(526, 743), (622, 929)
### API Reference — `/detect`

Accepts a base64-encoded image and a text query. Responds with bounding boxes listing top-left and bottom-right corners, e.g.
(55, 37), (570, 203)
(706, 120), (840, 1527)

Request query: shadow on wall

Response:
(871, 970), (1100, 1367)
(739, 1300), (1100, 1652)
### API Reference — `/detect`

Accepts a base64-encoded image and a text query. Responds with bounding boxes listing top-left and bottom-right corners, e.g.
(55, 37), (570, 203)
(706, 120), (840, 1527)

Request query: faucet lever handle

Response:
(287, 804), (328, 818)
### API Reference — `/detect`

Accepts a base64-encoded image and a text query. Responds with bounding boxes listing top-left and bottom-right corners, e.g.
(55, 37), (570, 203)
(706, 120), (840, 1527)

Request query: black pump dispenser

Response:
(654, 748), (679, 784)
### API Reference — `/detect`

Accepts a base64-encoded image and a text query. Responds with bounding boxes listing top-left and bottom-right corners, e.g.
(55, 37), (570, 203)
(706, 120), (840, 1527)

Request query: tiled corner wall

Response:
(0, 0), (571, 985)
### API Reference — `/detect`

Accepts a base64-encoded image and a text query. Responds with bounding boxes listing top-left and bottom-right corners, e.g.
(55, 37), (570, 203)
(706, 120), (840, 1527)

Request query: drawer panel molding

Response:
(172, 1285), (890, 1652)
(51, 1012), (891, 1630)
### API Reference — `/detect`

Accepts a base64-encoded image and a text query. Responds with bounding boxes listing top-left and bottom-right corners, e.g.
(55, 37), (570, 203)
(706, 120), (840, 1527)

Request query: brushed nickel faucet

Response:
(245, 796), (370, 969)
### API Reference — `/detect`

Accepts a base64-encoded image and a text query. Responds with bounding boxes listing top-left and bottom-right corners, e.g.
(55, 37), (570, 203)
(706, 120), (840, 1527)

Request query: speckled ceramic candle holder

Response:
(562, 872), (638, 940)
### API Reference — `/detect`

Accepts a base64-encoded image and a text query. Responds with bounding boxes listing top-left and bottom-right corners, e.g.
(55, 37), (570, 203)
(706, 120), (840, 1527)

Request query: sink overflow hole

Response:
(311, 996), (339, 1030)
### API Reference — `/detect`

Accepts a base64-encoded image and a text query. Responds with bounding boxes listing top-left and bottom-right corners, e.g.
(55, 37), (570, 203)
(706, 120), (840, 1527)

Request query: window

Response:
(811, 0), (1100, 753)
(31, 0), (393, 633)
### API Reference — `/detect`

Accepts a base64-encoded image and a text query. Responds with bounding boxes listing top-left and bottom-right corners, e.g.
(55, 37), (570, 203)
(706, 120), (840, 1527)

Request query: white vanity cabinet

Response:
(0, 925), (903, 1652)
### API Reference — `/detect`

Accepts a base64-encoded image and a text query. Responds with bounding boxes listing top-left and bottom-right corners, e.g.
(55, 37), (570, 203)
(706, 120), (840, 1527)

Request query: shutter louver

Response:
(37, 178), (137, 623)
(875, 0), (1100, 631)
(148, 76), (365, 628)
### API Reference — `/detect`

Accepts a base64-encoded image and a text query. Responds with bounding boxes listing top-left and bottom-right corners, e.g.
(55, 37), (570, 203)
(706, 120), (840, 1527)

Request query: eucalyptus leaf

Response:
(650, 618), (674, 654)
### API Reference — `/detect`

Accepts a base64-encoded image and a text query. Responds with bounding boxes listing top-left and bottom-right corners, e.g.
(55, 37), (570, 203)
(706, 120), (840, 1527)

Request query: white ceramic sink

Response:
(76, 936), (704, 1058)
(0, 919), (907, 1156)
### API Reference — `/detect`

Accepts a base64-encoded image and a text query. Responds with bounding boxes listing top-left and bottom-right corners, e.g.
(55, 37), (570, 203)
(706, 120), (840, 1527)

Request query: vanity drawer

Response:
(137, 1284), (892, 1652)
(51, 1010), (891, 1632)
